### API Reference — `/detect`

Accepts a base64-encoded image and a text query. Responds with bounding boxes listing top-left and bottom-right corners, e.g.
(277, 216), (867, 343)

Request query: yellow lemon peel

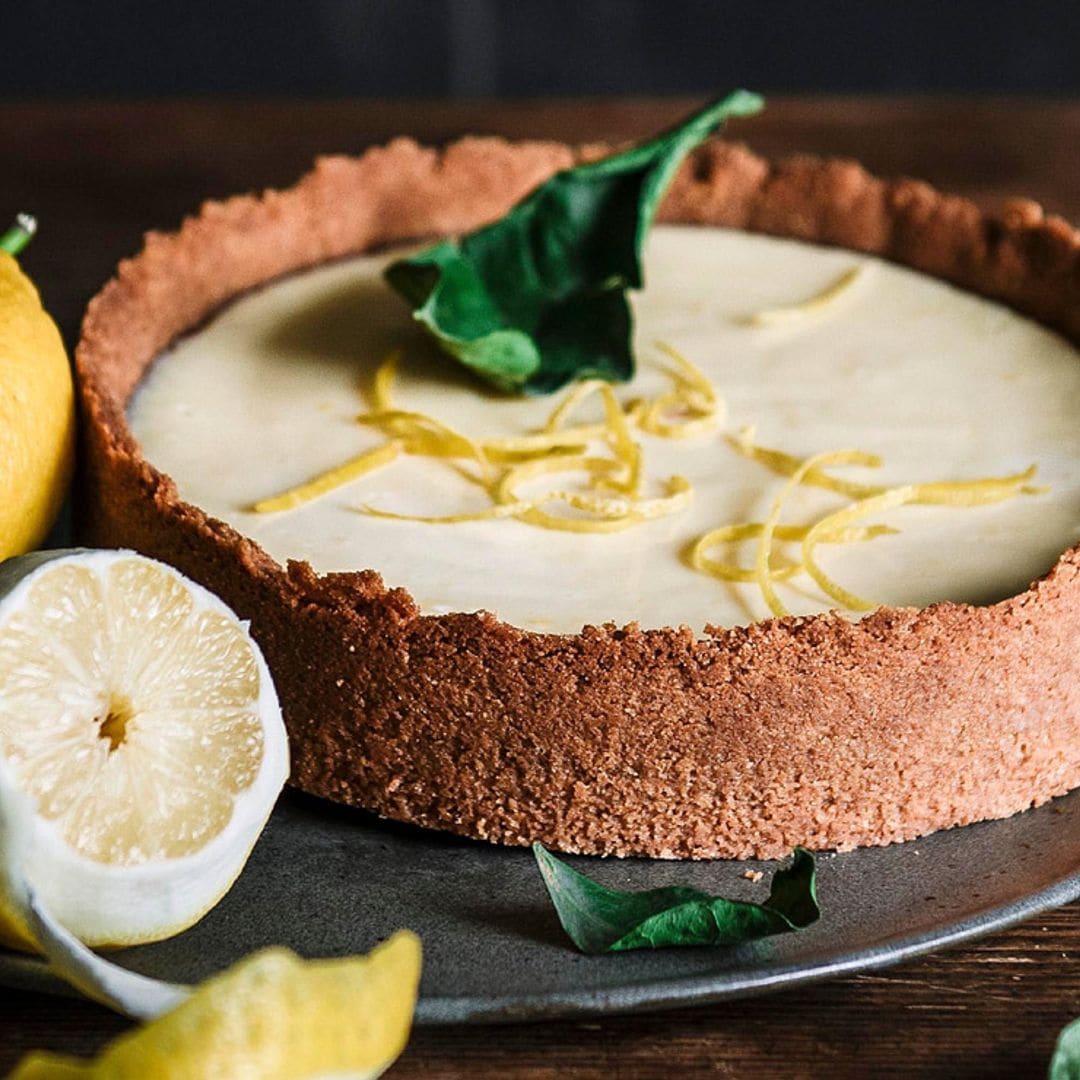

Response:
(696, 428), (1044, 617)
(690, 521), (897, 584)
(360, 501), (533, 525)
(351, 348), (704, 534)
(753, 450), (880, 617)
(357, 409), (493, 476)
(8, 932), (420, 1080)
(727, 433), (884, 499)
(641, 341), (725, 439)
(372, 347), (401, 411)
(251, 440), (404, 513)
(800, 469), (1041, 612)
(541, 377), (612, 433)
(745, 265), (865, 327)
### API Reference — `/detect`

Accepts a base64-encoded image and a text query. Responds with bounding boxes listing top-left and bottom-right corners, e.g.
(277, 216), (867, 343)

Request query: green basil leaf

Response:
(1050, 1016), (1080, 1079)
(533, 843), (818, 954)
(384, 90), (764, 395)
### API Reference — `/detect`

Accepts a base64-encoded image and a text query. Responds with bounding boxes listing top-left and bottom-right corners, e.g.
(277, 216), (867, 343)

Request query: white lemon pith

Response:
(0, 549), (288, 950)
(0, 250), (75, 558)
(10, 932), (421, 1080)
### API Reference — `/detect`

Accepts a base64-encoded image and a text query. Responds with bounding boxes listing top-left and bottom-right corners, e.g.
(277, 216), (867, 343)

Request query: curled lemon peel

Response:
(356, 347), (708, 533)
(360, 501), (532, 525)
(800, 468), (1042, 611)
(357, 409), (492, 473)
(251, 441), (403, 513)
(729, 431), (1045, 507)
(697, 428), (1045, 617)
(640, 341), (726, 439)
(745, 265), (865, 327)
(492, 453), (621, 505)
(596, 382), (643, 496)
(754, 450), (881, 617)
(514, 476), (694, 534)
(727, 434), (884, 499)
(560, 476), (694, 520)
(801, 486), (921, 611)
(900, 466), (1041, 506)
(258, 345), (719, 528)
(690, 522), (897, 584)
(542, 378), (610, 433)
(371, 348), (401, 411)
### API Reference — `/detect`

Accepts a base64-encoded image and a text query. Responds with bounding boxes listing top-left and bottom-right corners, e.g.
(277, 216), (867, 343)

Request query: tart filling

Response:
(130, 224), (1080, 633)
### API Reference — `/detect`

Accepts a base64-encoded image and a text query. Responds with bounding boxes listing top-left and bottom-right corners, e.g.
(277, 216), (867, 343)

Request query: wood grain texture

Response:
(1, 97), (1079, 1079)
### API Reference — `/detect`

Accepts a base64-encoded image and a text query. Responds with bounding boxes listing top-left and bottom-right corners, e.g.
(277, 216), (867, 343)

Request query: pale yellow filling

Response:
(128, 225), (1080, 633)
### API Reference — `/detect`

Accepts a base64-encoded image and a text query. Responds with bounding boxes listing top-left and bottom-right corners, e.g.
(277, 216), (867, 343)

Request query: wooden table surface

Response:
(3, 97), (1080, 1079)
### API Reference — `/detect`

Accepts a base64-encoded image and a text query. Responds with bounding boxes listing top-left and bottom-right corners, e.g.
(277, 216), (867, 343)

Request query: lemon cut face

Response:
(0, 550), (288, 949)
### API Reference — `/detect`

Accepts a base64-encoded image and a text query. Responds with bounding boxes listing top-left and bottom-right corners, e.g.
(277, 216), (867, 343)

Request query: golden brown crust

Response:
(75, 136), (1080, 858)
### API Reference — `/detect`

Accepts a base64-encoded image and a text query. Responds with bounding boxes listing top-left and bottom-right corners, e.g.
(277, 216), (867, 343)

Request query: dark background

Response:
(4, 0), (1080, 99)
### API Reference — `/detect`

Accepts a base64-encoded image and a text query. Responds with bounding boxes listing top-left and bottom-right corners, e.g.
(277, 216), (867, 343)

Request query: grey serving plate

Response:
(3, 786), (1080, 1023)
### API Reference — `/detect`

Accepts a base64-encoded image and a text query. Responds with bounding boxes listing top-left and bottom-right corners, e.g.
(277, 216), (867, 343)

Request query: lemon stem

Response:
(0, 213), (37, 256)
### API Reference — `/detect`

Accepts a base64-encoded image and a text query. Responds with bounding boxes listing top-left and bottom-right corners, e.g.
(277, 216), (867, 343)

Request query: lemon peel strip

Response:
(596, 383), (643, 496)
(360, 501), (532, 525)
(559, 476), (694, 520)
(497, 453), (690, 532)
(362, 475), (692, 534)
(745, 265), (865, 327)
(801, 487), (918, 612)
(641, 342), (726, 439)
(691, 522), (897, 583)
(727, 434), (884, 499)
(262, 344), (722, 530)
(507, 481), (693, 533)
(358, 410), (489, 463)
(493, 453), (621, 504)
(251, 441), (404, 513)
(729, 433), (1041, 510)
(543, 378), (610, 433)
(372, 348), (401, 411)
(903, 465), (1039, 506)
(754, 450), (881, 617)
(801, 468), (1043, 611)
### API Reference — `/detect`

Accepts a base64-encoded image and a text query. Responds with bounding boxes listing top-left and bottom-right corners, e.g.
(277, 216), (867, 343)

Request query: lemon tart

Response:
(76, 136), (1080, 858)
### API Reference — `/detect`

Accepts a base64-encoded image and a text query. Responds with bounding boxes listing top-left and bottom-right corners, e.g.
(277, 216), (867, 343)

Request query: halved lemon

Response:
(9, 932), (421, 1080)
(0, 549), (288, 950)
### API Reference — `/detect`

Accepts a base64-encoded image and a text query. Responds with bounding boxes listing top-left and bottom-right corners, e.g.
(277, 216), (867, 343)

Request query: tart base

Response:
(76, 136), (1080, 858)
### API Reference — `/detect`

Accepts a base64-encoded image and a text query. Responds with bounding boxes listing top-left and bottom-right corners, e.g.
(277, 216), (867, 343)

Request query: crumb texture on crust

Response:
(76, 135), (1080, 858)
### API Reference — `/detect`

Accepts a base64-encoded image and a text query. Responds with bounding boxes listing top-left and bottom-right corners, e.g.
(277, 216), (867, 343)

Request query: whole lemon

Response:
(0, 243), (74, 557)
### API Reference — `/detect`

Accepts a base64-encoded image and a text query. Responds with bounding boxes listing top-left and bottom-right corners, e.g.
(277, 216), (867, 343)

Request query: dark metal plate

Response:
(3, 787), (1080, 1023)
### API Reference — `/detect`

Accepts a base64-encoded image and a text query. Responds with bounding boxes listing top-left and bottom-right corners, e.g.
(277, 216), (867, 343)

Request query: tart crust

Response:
(76, 136), (1080, 859)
